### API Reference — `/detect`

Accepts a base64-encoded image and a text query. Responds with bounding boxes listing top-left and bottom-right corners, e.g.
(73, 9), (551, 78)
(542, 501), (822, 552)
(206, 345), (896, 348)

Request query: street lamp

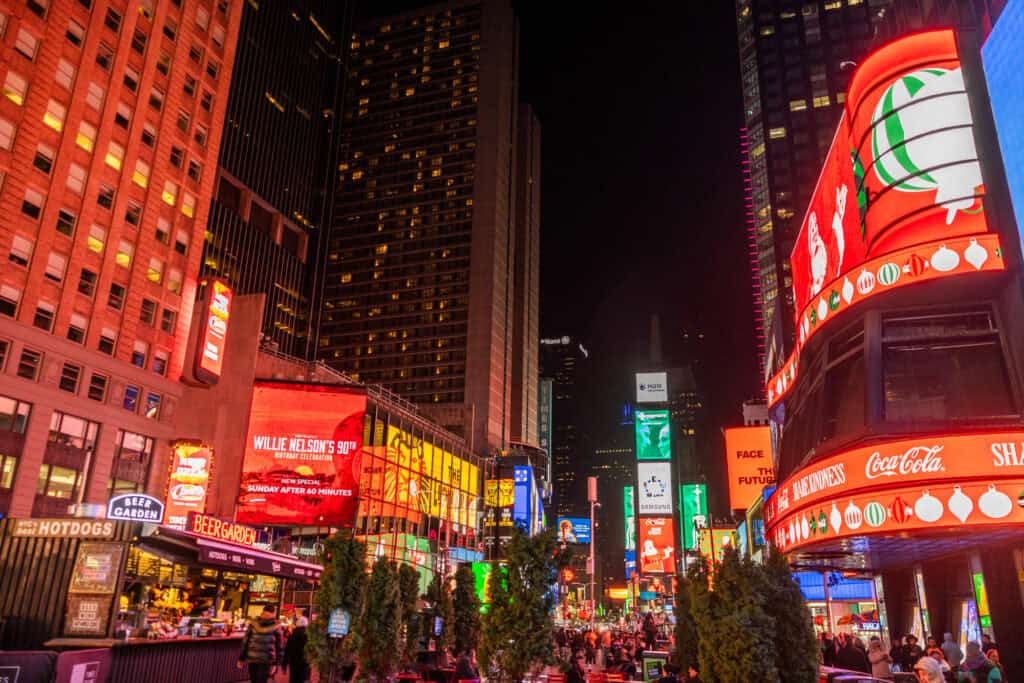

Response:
(587, 476), (599, 625)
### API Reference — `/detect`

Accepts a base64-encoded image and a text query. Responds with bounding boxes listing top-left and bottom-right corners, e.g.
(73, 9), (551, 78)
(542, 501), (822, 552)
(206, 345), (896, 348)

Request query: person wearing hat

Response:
(282, 615), (310, 683)
(902, 634), (924, 672)
(913, 656), (944, 683)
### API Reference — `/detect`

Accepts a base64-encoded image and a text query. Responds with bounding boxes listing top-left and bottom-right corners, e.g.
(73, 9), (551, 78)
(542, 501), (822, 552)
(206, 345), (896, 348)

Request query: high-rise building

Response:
(200, 0), (350, 358)
(540, 335), (591, 517)
(735, 0), (895, 370)
(0, 0), (241, 517)
(318, 0), (530, 454)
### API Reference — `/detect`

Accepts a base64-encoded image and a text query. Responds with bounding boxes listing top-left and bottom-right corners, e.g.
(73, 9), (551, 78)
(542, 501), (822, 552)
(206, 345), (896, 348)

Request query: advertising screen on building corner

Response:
(724, 426), (775, 510)
(194, 280), (232, 384)
(236, 382), (367, 526)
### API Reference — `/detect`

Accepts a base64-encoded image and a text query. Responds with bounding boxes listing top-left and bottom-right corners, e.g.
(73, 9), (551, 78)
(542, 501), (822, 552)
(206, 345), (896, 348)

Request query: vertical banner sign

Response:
(165, 442), (213, 529)
(513, 465), (532, 530)
(679, 483), (708, 551)
(624, 486), (636, 551)
(538, 379), (553, 458)
(193, 279), (232, 385)
(635, 410), (671, 460)
(723, 426), (775, 510)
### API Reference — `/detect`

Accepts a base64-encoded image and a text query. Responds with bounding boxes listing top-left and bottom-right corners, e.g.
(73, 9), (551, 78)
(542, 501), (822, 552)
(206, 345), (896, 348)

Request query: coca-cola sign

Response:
(864, 445), (946, 479)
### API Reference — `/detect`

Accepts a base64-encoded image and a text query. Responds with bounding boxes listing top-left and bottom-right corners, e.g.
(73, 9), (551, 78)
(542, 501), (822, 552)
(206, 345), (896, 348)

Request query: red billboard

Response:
(637, 517), (676, 574)
(165, 442), (213, 529)
(194, 279), (232, 385)
(236, 382), (367, 526)
(724, 426), (775, 510)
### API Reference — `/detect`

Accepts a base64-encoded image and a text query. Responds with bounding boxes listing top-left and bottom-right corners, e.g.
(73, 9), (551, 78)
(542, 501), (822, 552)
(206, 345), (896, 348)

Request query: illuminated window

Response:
(132, 160), (150, 188)
(3, 71), (28, 105)
(43, 99), (66, 131)
(116, 240), (133, 268)
(375, 244), (388, 255)
(162, 180), (178, 206)
(789, 99), (808, 112)
(264, 91), (285, 112)
(56, 59), (76, 89)
(105, 141), (125, 170)
(751, 142), (765, 158)
(824, 0), (841, 8)
(88, 225), (106, 254)
(812, 94), (831, 108)
(760, 25), (775, 36)
(768, 127), (786, 139)
(351, 171), (363, 180)
(66, 163), (87, 195)
(146, 257), (163, 284)
(167, 268), (183, 294)
(181, 193), (196, 218)
(86, 82), (104, 110)
(836, 93), (846, 104)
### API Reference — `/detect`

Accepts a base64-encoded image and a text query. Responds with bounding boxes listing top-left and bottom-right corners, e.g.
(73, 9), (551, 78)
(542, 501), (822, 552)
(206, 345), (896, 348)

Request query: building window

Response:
(104, 7), (122, 33)
(115, 241), (133, 268)
(152, 350), (168, 376)
(142, 123), (157, 148)
(42, 100), (66, 133)
(86, 82), (104, 111)
(123, 385), (140, 412)
(125, 201), (142, 226)
(44, 252), (66, 283)
(156, 217), (171, 244)
(200, 90), (213, 111)
(205, 60), (219, 81)
(107, 283), (126, 310)
(0, 341), (7, 373)
(156, 51), (171, 76)
(98, 327), (116, 355)
(131, 340), (148, 367)
(105, 141), (125, 171)
(146, 257), (163, 284)
(37, 465), (81, 500)
(149, 87), (164, 111)
(160, 308), (177, 334)
(32, 144), (54, 175)
(17, 348), (42, 380)
(66, 164), (87, 195)
(108, 430), (154, 494)
(132, 160), (150, 188)
(0, 117), (14, 150)
(187, 160), (202, 182)
(3, 71), (28, 105)
(181, 193), (196, 218)
(9, 235), (33, 266)
(176, 109), (190, 133)
(114, 102), (132, 128)
(169, 146), (184, 167)
(163, 19), (177, 41)
(0, 285), (20, 317)
(131, 28), (146, 54)
(196, 7), (210, 31)
(144, 392), (161, 419)
(76, 121), (96, 152)
(211, 24), (225, 48)
(87, 225), (106, 254)
(97, 185), (115, 209)
(49, 411), (99, 451)
(77, 268), (98, 297)
(174, 230), (189, 255)
(55, 59), (76, 89)
(66, 19), (85, 47)
(162, 180), (178, 206)
(56, 208), (77, 237)
(183, 75), (197, 97)
(33, 301), (55, 331)
(167, 268), (183, 294)
(0, 395), (31, 438)
(21, 188), (44, 219)
(59, 363), (81, 393)
(15, 28), (40, 60)
(194, 125), (208, 147)
(96, 42), (114, 70)
(141, 299), (157, 325)
(189, 44), (204, 64)
(87, 373), (108, 402)
(67, 313), (87, 343)
(123, 65), (140, 92)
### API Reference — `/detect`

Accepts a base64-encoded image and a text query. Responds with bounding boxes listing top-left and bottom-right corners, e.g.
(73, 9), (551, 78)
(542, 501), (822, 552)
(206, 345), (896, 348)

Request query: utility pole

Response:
(588, 476), (599, 625)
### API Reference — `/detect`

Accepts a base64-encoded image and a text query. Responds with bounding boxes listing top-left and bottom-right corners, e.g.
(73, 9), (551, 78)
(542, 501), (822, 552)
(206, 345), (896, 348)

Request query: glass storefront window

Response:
(37, 463), (80, 499)
(48, 410), (100, 451)
(108, 430), (155, 495)
(1, 454), (16, 488)
(0, 395), (31, 433)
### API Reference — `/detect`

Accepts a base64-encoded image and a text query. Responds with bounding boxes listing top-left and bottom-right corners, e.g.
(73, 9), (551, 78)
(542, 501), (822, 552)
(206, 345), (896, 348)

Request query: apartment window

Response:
(162, 180), (178, 206)
(131, 28), (146, 54)
(181, 193), (196, 218)
(59, 363), (81, 393)
(98, 327), (116, 355)
(123, 385), (139, 412)
(33, 301), (55, 331)
(189, 44), (204, 64)
(87, 373), (108, 401)
(187, 160), (202, 182)
(56, 59), (76, 89)
(813, 94), (831, 108)
(132, 160), (150, 188)
(156, 51), (171, 76)
(15, 28), (40, 60)
(37, 465), (82, 500)
(66, 19), (85, 47)
(115, 240), (133, 268)
(174, 230), (189, 255)
(146, 257), (163, 284)
(104, 7), (122, 33)
(16, 348), (42, 380)
(0, 118), (14, 150)
(142, 123), (157, 147)
(67, 163), (87, 194)
(56, 209), (76, 237)
(167, 268), (183, 294)
(97, 185), (115, 209)
(149, 87), (164, 111)
(3, 71), (28, 105)
(206, 60), (219, 81)
(176, 109), (190, 133)
(123, 65), (140, 92)
(86, 83), (105, 111)
(0, 285), (21, 317)
(196, 6), (210, 30)
(43, 99), (66, 132)
(144, 392), (161, 419)
(160, 308), (177, 334)
(194, 125), (208, 147)
(140, 298), (157, 325)
(152, 350), (168, 376)
(49, 411), (99, 452)
(21, 188), (44, 220)
(114, 103), (132, 128)
(105, 142), (125, 171)
(139, 0), (154, 19)
(9, 235), (32, 266)
(789, 98), (808, 112)
(125, 201), (142, 226)
(96, 43), (114, 70)
(77, 268), (98, 297)
(0, 394), (31, 436)
(26, 0), (48, 16)
(200, 90), (213, 111)
(88, 225), (106, 254)
(45, 252), (67, 283)
(67, 313), (87, 343)
(109, 430), (154, 493)
(107, 283), (126, 310)
(131, 340), (148, 367)
(163, 19), (177, 41)
(211, 25), (225, 48)
(155, 217), (171, 244)
(33, 143), (54, 175)
(169, 146), (184, 167)
(184, 75), (197, 97)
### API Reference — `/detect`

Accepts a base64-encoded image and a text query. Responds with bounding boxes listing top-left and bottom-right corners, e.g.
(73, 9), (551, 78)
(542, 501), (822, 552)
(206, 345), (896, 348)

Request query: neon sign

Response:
(165, 442), (213, 529)
(187, 512), (258, 547)
(194, 279), (232, 385)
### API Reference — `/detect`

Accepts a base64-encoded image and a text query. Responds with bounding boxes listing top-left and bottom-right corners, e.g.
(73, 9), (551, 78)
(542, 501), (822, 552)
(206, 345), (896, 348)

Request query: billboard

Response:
(637, 517), (676, 574)
(236, 382), (366, 526)
(624, 550), (637, 579)
(698, 527), (738, 564)
(637, 461), (673, 515)
(724, 426), (775, 510)
(983, 0), (1024, 253)
(624, 485), (636, 550)
(538, 378), (553, 457)
(679, 483), (708, 551)
(164, 442), (213, 529)
(193, 279), (232, 385)
(557, 517), (591, 544)
(513, 465), (532, 530)
(636, 372), (668, 403)
(635, 410), (671, 461)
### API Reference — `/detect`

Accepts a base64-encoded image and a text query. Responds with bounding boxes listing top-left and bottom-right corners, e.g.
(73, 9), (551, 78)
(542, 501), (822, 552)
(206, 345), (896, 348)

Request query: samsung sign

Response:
(107, 493), (165, 523)
(636, 372), (668, 403)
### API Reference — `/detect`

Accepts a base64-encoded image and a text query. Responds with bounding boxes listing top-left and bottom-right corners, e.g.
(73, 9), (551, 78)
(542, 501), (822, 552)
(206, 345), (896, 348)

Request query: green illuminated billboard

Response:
(679, 483), (708, 551)
(624, 485), (636, 550)
(635, 410), (671, 460)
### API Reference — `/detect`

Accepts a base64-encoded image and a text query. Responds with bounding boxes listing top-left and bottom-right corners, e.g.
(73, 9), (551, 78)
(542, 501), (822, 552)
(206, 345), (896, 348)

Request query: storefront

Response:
(794, 571), (881, 640)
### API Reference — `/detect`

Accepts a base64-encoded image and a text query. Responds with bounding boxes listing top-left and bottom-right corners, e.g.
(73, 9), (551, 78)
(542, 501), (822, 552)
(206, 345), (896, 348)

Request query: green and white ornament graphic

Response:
(877, 262), (900, 286)
(864, 501), (886, 528)
(871, 67), (982, 224)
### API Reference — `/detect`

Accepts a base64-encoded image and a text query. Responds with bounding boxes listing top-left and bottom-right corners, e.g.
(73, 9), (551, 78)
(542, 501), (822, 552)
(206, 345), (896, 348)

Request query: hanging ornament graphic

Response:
(842, 277), (855, 304)
(844, 500), (863, 530)
(915, 490), (943, 523)
(948, 485), (973, 522)
(864, 501), (886, 528)
(904, 253), (927, 277)
(931, 245), (960, 272)
(1018, 491), (1024, 508)
(870, 66), (983, 225)
(817, 298), (828, 323)
(856, 269), (876, 295)
(809, 514), (817, 535)
(801, 515), (810, 540)
(830, 502), (843, 534)
(978, 485), (1012, 519)
(964, 238), (988, 270)
(808, 211), (827, 298)
(889, 496), (913, 524)
(818, 510), (828, 534)
(828, 290), (841, 311)
(877, 262), (901, 286)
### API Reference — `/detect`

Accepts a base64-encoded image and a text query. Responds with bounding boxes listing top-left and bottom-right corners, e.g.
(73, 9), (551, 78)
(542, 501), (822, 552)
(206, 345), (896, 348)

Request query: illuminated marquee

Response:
(765, 431), (1024, 552)
(187, 512), (258, 547)
(165, 442), (213, 529)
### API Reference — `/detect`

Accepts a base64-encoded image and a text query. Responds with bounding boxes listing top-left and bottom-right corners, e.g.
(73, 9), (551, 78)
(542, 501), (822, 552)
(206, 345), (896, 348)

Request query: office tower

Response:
(735, 0), (894, 368)
(318, 0), (526, 453)
(540, 335), (591, 517)
(0, 0), (241, 517)
(200, 0), (350, 358)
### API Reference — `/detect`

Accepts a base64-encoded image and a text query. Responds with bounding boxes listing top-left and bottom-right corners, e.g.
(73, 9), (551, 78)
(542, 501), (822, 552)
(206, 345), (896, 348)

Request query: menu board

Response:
(69, 542), (124, 594)
(64, 595), (113, 637)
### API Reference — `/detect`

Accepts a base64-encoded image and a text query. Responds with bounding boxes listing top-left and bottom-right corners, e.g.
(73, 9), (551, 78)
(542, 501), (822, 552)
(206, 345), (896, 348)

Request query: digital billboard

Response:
(164, 442), (213, 529)
(679, 483), (708, 551)
(624, 485), (636, 550)
(635, 410), (671, 460)
(637, 461), (673, 515)
(557, 517), (591, 544)
(637, 517), (676, 574)
(724, 426), (775, 510)
(635, 372), (668, 403)
(698, 527), (737, 564)
(236, 382), (367, 526)
(513, 465), (532, 530)
(193, 279), (232, 385)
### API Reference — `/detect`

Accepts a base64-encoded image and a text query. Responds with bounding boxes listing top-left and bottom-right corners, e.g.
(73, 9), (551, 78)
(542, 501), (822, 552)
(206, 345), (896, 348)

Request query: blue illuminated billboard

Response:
(513, 465), (532, 530)
(556, 517), (591, 544)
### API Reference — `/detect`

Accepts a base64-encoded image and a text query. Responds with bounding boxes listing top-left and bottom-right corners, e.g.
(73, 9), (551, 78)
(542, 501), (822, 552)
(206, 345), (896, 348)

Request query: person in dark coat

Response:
(902, 634), (924, 671)
(238, 606), (282, 683)
(282, 616), (310, 683)
(836, 636), (870, 673)
(454, 648), (479, 681)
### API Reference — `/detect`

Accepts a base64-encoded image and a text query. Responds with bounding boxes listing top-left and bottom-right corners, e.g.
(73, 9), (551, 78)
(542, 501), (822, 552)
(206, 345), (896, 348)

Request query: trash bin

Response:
(640, 650), (669, 683)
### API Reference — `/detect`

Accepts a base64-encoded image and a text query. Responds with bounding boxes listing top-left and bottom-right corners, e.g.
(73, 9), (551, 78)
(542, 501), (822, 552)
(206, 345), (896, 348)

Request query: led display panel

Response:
(724, 426), (775, 510)
(635, 410), (671, 460)
(637, 461), (673, 515)
(637, 517), (676, 574)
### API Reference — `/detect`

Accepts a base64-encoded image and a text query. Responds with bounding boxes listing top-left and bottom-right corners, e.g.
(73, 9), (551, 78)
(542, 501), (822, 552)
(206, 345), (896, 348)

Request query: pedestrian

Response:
(926, 636), (942, 658)
(913, 656), (944, 683)
(941, 632), (963, 670)
(981, 634), (997, 655)
(890, 636), (905, 673)
(455, 647), (480, 681)
(927, 650), (955, 683)
(903, 635), (924, 671)
(987, 649), (1006, 681)
(656, 663), (680, 683)
(686, 663), (703, 683)
(868, 636), (893, 680)
(822, 633), (838, 667)
(836, 634), (870, 673)
(961, 641), (1002, 682)
(281, 616), (310, 683)
(237, 606), (282, 683)
(566, 651), (587, 683)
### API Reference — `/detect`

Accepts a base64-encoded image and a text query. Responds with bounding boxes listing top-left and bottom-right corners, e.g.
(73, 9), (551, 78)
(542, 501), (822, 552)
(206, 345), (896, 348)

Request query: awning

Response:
(136, 526), (322, 581)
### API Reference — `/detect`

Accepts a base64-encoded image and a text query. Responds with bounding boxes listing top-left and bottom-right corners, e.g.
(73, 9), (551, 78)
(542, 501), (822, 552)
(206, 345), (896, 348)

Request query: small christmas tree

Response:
(424, 572), (454, 653)
(671, 572), (698, 672)
(307, 532), (367, 683)
(358, 557), (402, 681)
(760, 549), (818, 683)
(398, 564), (422, 662)
(452, 564), (482, 654)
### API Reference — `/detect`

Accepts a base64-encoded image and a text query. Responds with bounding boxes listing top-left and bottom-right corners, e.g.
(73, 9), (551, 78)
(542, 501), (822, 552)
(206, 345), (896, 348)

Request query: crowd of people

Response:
(820, 631), (1006, 682)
